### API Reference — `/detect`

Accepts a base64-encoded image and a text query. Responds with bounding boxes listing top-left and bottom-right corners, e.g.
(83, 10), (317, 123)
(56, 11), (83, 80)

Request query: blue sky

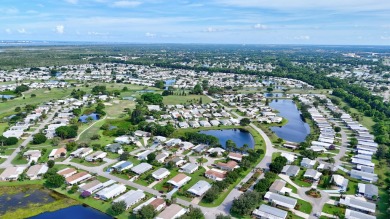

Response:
(1, 0), (390, 45)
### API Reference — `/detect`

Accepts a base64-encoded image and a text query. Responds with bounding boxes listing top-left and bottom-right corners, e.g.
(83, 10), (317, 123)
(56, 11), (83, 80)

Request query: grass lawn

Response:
(345, 180), (358, 195)
(77, 119), (107, 143)
(296, 199), (313, 214)
(0, 88), (74, 116)
(163, 94), (212, 105)
(322, 203), (345, 215)
(272, 152), (282, 161)
(291, 170), (312, 187)
(104, 100), (136, 119)
(70, 158), (106, 167)
(154, 168), (179, 192)
(11, 156), (28, 165)
(176, 167), (212, 201)
(378, 189), (390, 219)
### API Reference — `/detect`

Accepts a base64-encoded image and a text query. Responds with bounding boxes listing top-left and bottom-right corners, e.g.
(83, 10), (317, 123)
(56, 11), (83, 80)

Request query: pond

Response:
(0, 94), (15, 99)
(164, 79), (176, 90)
(199, 129), (255, 148)
(0, 188), (55, 215)
(264, 93), (285, 97)
(137, 90), (155, 93)
(269, 99), (310, 143)
(29, 205), (113, 219)
(79, 113), (99, 123)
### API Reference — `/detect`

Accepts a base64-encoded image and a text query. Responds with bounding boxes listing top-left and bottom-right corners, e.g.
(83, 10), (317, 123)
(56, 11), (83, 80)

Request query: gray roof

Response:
(358, 183), (378, 197)
(187, 180), (211, 196)
(131, 163), (153, 175)
(345, 209), (376, 219)
(181, 163), (198, 172)
(153, 168), (169, 176)
(282, 165), (300, 176)
(304, 169), (318, 177)
(342, 197), (376, 212)
(257, 204), (288, 219)
(266, 192), (297, 207)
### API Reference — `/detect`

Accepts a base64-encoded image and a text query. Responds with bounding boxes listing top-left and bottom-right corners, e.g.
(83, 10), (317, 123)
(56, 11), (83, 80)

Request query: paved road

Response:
(0, 106), (61, 169)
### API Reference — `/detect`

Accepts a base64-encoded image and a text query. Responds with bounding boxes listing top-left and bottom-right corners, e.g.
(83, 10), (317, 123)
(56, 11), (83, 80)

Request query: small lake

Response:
(29, 205), (113, 219)
(264, 93), (285, 97)
(0, 188), (55, 215)
(164, 79), (176, 90)
(199, 129), (255, 148)
(270, 99), (310, 143)
(137, 90), (155, 93)
(0, 95), (15, 99)
(79, 113), (99, 123)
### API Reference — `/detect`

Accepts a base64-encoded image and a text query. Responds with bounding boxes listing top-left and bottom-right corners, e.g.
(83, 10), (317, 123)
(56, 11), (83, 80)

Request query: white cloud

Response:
(214, 0), (390, 12)
(17, 28), (27, 34)
(253, 23), (267, 30)
(293, 35), (310, 40)
(145, 32), (156, 38)
(111, 1), (142, 8)
(88, 31), (109, 36)
(204, 27), (222, 32)
(0, 7), (19, 14)
(55, 25), (65, 34)
(5, 28), (12, 34)
(65, 0), (78, 4)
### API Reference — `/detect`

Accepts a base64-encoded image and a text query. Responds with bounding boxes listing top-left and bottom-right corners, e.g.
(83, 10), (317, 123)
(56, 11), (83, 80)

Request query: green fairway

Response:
(163, 94), (212, 105)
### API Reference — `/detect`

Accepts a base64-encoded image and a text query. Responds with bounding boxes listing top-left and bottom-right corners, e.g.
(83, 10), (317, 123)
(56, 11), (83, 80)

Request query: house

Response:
(178, 122), (189, 128)
(111, 161), (133, 172)
(192, 144), (208, 153)
(136, 150), (153, 160)
(215, 160), (239, 171)
(199, 120), (211, 127)
(147, 105), (161, 111)
(210, 120), (220, 126)
(165, 138), (182, 147)
(57, 168), (77, 178)
(113, 190), (145, 210)
(155, 152), (169, 163)
(269, 179), (292, 195)
(167, 173), (191, 188)
(280, 152), (296, 164)
(228, 152), (243, 162)
(152, 168), (170, 180)
(0, 166), (25, 181)
(2, 130), (24, 139)
(66, 172), (92, 185)
(207, 147), (225, 156)
(187, 180), (212, 196)
(133, 197), (166, 213)
(105, 143), (123, 154)
(301, 158), (316, 168)
(340, 197), (376, 214)
(49, 147), (67, 159)
(281, 165), (300, 177)
(350, 169), (378, 183)
(331, 175), (349, 191)
(26, 164), (49, 180)
(70, 147), (93, 158)
(134, 130), (151, 137)
(345, 209), (376, 219)
(79, 180), (103, 194)
(171, 157), (186, 167)
(180, 142), (194, 150)
(180, 163), (198, 174)
(205, 169), (227, 181)
(114, 136), (133, 144)
(96, 184), (127, 200)
(156, 204), (187, 219)
(131, 163), (153, 175)
(358, 183), (378, 199)
(85, 151), (107, 162)
(252, 204), (288, 219)
(264, 192), (297, 209)
(154, 136), (167, 143)
(23, 150), (42, 163)
(303, 169), (322, 181)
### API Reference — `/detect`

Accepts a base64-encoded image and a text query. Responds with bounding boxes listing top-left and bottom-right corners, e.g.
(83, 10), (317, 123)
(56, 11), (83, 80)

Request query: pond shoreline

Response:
(0, 184), (79, 219)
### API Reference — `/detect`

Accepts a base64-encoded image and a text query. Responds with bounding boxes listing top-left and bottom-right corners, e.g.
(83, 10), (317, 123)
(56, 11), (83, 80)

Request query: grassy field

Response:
(163, 94), (212, 105)
(322, 203), (345, 215)
(296, 199), (313, 214)
(0, 88), (73, 116)
(291, 170), (312, 187)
